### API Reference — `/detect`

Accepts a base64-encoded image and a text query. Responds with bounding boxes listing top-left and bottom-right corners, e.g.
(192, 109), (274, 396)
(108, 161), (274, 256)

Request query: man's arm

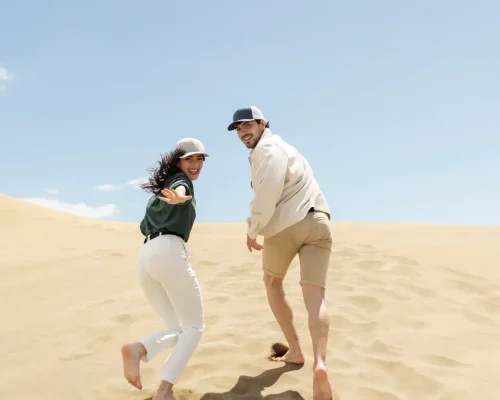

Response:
(247, 144), (287, 239)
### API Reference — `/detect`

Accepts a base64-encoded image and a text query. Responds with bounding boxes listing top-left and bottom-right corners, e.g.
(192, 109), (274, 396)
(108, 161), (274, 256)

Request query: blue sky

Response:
(1, 0), (499, 226)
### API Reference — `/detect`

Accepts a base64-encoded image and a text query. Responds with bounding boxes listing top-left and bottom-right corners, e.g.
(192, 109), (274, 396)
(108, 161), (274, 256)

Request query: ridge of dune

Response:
(1, 193), (500, 400)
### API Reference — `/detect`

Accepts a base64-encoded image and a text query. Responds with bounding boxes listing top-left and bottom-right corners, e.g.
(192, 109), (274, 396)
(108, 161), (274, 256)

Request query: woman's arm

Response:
(173, 185), (187, 197)
(158, 184), (192, 205)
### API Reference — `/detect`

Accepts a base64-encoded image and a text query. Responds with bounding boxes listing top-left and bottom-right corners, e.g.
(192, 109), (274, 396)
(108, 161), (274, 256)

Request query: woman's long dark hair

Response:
(140, 148), (186, 195)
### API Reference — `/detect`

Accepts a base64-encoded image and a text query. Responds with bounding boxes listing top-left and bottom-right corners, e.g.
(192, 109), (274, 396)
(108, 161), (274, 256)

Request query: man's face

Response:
(235, 120), (266, 149)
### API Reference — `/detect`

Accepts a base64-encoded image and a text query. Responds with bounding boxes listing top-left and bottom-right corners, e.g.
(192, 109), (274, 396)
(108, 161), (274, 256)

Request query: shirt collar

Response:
(249, 128), (272, 156)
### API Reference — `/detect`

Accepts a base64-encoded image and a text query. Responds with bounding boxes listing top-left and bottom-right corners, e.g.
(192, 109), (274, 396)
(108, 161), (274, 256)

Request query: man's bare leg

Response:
(121, 342), (147, 390)
(264, 273), (305, 364)
(153, 380), (176, 400)
(302, 284), (334, 400)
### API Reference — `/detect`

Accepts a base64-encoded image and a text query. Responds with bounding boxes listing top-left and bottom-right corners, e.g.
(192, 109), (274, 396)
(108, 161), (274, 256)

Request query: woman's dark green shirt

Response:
(139, 172), (196, 242)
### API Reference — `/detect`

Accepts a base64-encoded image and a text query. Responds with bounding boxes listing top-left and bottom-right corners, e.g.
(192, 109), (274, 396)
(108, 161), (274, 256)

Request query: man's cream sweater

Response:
(246, 129), (330, 239)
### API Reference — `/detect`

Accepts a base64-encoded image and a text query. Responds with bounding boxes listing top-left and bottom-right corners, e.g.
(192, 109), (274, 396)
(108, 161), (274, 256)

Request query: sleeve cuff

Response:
(170, 181), (190, 192)
(246, 217), (258, 239)
(247, 230), (258, 240)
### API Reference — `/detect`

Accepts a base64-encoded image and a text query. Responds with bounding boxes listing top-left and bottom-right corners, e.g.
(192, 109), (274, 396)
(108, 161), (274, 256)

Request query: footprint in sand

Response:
(113, 313), (137, 326)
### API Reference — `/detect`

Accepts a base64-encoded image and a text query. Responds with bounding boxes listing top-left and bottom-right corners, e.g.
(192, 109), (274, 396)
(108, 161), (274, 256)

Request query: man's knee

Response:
(301, 283), (326, 312)
(263, 272), (284, 291)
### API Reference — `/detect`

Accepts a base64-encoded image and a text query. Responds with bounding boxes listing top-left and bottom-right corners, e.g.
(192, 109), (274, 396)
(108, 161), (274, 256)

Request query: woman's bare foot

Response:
(153, 389), (176, 400)
(153, 380), (176, 400)
(313, 364), (336, 400)
(121, 342), (146, 390)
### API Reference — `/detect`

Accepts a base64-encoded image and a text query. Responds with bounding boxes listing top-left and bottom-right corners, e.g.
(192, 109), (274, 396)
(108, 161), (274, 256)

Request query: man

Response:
(227, 106), (336, 400)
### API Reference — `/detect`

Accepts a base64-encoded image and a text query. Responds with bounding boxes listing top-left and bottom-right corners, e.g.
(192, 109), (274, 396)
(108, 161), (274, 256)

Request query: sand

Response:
(1, 193), (500, 400)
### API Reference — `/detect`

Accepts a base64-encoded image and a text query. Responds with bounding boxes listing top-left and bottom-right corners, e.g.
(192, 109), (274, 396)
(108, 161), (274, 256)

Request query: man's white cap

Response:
(176, 138), (210, 159)
(227, 106), (266, 131)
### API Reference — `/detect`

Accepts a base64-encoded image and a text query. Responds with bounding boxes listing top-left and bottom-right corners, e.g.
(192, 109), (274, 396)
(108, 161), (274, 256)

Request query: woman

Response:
(121, 137), (209, 400)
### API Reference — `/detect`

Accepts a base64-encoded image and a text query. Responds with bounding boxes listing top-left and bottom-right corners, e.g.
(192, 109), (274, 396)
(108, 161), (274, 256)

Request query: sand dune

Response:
(1, 193), (500, 400)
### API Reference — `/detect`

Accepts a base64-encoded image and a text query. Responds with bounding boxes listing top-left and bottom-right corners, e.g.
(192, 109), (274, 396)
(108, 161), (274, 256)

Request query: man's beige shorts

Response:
(262, 211), (333, 288)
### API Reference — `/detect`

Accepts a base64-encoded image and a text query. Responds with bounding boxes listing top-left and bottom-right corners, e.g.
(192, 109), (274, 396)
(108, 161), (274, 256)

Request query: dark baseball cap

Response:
(227, 106), (266, 131)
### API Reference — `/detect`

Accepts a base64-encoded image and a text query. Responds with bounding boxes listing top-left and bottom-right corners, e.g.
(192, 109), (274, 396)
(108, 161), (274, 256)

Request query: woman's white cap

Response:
(176, 138), (209, 158)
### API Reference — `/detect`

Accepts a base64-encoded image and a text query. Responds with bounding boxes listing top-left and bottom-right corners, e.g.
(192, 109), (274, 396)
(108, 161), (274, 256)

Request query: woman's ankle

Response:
(157, 379), (174, 393)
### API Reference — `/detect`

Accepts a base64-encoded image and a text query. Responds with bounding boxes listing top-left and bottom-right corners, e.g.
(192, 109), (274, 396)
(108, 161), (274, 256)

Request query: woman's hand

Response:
(159, 188), (192, 205)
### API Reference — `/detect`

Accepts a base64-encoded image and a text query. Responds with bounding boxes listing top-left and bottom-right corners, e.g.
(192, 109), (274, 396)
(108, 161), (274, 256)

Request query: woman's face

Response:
(178, 154), (205, 181)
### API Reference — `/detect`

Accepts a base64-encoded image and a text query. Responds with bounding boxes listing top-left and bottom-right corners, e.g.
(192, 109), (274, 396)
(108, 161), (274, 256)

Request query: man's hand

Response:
(247, 235), (263, 252)
(159, 189), (192, 205)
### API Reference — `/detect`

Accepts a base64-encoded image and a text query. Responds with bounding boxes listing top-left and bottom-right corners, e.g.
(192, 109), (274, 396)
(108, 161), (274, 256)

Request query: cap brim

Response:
(227, 119), (255, 131)
(179, 152), (209, 159)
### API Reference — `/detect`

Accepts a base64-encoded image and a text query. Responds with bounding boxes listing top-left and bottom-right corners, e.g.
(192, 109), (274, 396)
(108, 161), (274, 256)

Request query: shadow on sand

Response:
(143, 364), (305, 400)
(199, 363), (305, 400)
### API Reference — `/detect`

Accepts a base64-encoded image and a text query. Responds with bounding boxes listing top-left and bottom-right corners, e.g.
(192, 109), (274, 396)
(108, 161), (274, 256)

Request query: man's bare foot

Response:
(313, 365), (337, 400)
(269, 342), (305, 364)
(272, 349), (305, 364)
(121, 342), (146, 390)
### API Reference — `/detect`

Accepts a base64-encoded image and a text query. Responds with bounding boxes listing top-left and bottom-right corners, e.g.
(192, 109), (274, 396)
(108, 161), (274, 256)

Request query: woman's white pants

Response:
(136, 234), (204, 385)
